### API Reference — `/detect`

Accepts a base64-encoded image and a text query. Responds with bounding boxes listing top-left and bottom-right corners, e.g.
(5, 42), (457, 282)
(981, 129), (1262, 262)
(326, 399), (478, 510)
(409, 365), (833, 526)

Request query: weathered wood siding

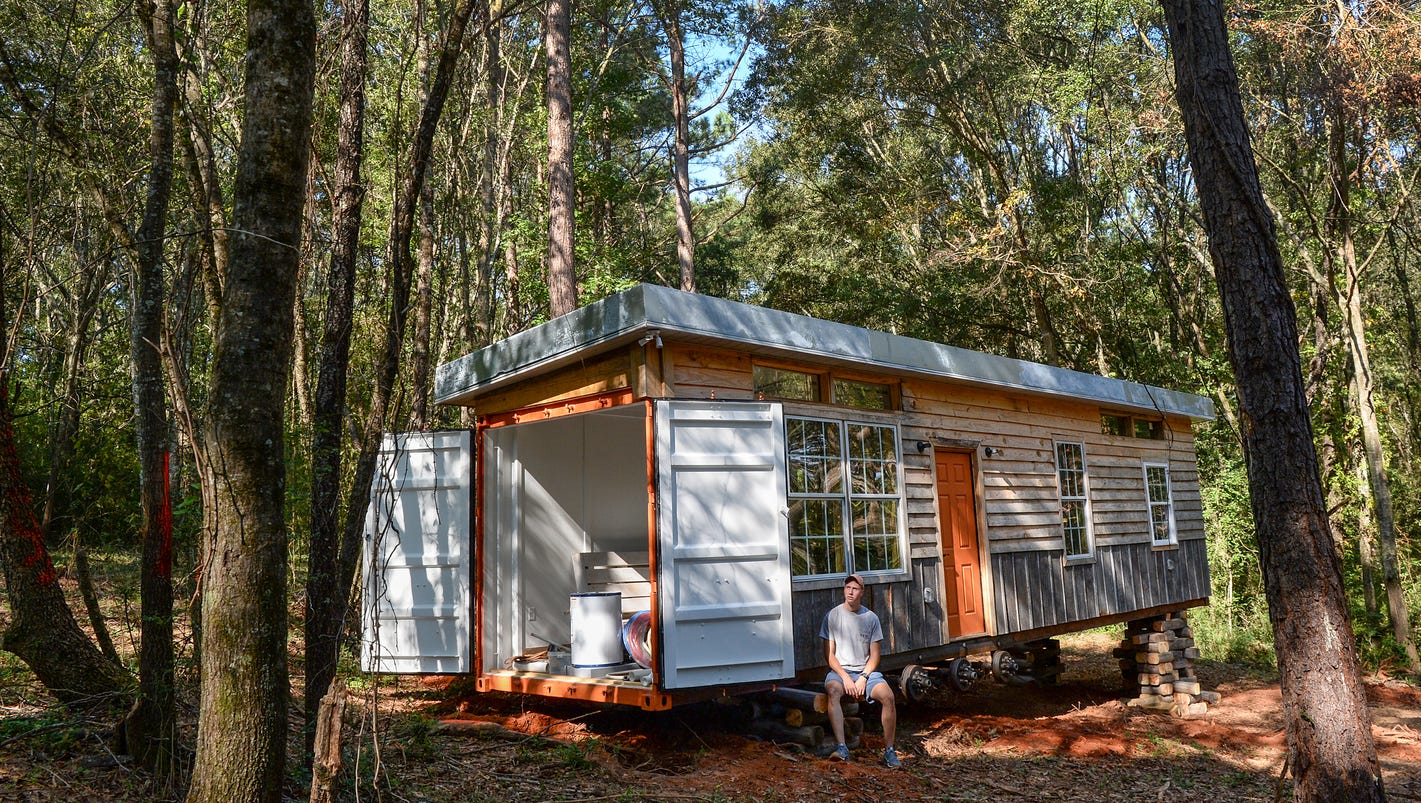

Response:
(992, 539), (1210, 634)
(660, 343), (1210, 664)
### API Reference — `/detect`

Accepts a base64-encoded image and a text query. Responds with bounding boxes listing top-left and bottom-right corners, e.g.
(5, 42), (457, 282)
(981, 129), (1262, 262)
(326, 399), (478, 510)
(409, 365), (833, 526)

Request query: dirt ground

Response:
(2, 631), (1420, 801)
(374, 631), (1421, 802)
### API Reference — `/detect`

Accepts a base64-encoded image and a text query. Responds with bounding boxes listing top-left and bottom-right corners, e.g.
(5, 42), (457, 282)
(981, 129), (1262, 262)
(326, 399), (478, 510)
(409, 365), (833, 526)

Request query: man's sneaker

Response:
(830, 743), (850, 761)
(882, 745), (902, 769)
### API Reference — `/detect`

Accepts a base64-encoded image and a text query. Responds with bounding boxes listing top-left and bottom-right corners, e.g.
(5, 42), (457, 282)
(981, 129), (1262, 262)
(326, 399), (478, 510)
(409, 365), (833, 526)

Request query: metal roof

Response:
(434, 284), (1216, 420)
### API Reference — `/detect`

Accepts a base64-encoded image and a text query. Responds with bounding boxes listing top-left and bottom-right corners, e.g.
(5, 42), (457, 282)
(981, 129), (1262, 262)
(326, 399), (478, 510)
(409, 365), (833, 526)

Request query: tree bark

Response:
(123, 0), (180, 780)
(304, 0), (370, 761)
(545, 0), (577, 316)
(1160, 1), (1384, 799)
(659, 2), (695, 293)
(186, 0), (316, 798)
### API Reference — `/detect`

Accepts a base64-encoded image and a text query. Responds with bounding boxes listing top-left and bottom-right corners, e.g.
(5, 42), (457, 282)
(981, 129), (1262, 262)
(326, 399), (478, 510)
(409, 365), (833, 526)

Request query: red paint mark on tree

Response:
(0, 382), (59, 588)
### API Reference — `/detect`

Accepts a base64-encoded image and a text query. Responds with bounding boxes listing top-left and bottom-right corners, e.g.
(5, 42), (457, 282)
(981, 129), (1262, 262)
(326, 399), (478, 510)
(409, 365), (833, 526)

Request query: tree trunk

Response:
(305, 0), (370, 761)
(186, 0), (316, 797)
(0, 258), (125, 709)
(1159, 1), (1385, 799)
(305, 0), (481, 766)
(0, 381), (128, 710)
(123, 0), (180, 780)
(660, 3), (695, 293)
(545, 0), (577, 316)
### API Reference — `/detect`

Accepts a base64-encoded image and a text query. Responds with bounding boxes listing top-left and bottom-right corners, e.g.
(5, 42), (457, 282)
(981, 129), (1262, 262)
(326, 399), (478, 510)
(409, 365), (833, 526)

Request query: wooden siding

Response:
(474, 350), (634, 415)
(662, 342), (1211, 657)
(992, 539), (1210, 634)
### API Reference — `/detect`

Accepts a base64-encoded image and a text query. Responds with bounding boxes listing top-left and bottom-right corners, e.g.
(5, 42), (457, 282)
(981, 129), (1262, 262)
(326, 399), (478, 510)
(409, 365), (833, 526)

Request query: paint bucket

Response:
(570, 592), (624, 667)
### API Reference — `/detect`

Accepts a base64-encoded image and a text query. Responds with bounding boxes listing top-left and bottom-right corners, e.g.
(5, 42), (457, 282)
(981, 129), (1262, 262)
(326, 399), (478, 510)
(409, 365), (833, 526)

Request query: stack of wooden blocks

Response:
(1116, 611), (1220, 717)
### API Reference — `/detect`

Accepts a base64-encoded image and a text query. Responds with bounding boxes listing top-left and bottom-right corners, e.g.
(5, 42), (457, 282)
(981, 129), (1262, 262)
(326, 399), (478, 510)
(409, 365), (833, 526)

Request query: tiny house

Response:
(362, 284), (1214, 710)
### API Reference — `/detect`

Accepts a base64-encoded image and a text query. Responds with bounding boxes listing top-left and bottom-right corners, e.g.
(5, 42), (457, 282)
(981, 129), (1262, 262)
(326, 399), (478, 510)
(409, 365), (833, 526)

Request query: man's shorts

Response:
(825, 670), (889, 696)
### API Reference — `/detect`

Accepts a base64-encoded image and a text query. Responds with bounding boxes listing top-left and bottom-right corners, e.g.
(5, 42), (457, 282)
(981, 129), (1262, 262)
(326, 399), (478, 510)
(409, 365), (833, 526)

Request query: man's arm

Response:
(824, 637), (856, 689)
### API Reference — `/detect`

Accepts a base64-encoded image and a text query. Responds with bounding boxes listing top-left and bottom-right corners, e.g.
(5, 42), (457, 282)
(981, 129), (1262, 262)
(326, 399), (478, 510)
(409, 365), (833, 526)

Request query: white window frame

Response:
(1143, 462), (1177, 546)
(1054, 440), (1095, 560)
(786, 415), (908, 581)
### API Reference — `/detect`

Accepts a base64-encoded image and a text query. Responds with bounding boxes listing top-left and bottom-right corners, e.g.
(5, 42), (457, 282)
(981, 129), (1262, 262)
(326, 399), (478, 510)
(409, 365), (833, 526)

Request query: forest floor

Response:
(3, 623), (1419, 802)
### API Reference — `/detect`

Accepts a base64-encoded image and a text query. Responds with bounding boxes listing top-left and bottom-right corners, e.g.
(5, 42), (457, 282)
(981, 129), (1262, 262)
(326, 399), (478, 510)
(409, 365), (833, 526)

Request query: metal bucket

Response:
(570, 592), (624, 667)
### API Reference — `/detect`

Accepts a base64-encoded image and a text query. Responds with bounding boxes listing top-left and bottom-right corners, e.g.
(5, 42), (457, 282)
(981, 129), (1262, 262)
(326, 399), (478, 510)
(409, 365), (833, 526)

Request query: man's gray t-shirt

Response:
(819, 604), (884, 674)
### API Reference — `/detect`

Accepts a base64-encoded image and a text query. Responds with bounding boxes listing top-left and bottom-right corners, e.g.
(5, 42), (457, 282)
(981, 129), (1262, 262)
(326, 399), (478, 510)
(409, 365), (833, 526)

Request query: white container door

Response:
(654, 400), (794, 689)
(362, 430), (472, 673)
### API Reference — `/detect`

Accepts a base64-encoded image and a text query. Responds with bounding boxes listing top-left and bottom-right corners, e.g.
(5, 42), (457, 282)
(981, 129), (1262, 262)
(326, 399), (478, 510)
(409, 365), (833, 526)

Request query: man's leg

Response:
(825, 679), (848, 745)
(869, 679), (896, 748)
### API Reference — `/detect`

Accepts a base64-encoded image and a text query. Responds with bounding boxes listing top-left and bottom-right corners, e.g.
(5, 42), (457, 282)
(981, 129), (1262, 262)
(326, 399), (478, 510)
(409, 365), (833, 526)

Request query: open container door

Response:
(362, 430), (472, 673)
(654, 400), (794, 689)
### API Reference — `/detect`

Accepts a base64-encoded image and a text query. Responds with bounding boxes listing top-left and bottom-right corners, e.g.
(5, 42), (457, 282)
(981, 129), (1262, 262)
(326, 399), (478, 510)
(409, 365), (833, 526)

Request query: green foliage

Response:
(0, 712), (88, 756)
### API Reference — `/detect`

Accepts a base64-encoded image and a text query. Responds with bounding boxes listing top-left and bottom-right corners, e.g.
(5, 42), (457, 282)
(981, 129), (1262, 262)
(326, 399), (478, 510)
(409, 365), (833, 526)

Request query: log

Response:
(1173, 679), (1201, 695)
(1198, 690), (1221, 704)
(765, 688), (857, 716)
(309, 679), (347, 803)
(845, 716), (864, 749)
(1131, 632), (1170, 645)
(784, 708), (828, 728)
(1135, 651), (1176, 665)
(750, 718), (825, 749)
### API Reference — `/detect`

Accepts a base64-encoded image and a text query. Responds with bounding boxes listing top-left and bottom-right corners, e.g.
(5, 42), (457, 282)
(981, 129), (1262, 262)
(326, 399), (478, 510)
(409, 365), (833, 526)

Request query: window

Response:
(754, 365), (821, 401)
(1144, 463), (1176, 545)
(832, 378), (893, 411)
(1100, 411), (1165, 440)
(787, 417), (904, 579)
(1055, 441), (1093, 559)
(1133, 418), (1164, 440)
(1100, 413), (1130, 436)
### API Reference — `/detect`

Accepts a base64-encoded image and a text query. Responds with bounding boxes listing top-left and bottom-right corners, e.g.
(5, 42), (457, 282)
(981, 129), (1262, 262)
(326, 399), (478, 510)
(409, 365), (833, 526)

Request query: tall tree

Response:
(305, 0), (371, 756)
(1159, 0), (1384, 799)
(123, 0), (180, 781)
(186, 0), (316, 798)
(655, 0), (695, 292)
(546, 0), (578, 315)
(307, 0), (483, 768)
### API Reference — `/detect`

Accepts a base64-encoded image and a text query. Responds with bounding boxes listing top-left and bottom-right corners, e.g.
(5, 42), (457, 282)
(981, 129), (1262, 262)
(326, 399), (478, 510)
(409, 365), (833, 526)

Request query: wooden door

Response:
(935, 450), (986, 637)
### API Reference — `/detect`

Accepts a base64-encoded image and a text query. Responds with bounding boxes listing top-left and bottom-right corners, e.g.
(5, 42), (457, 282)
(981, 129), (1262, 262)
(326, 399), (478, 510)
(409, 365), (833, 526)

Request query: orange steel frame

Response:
(472, 389), (686, 710)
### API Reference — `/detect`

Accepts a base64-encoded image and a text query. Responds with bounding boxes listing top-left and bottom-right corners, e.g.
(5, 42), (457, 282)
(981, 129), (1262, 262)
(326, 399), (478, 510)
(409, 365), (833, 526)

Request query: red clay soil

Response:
(422, 632), (1421, 802)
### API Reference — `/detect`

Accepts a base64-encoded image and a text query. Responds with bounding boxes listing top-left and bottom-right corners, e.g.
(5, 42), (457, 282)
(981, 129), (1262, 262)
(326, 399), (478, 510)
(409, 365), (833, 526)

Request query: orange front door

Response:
(935, 450), (986, 637)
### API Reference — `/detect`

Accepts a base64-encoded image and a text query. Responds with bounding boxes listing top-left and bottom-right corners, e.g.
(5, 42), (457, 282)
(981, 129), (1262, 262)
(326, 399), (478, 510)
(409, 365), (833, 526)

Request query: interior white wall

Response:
(481, 407), (649, 671)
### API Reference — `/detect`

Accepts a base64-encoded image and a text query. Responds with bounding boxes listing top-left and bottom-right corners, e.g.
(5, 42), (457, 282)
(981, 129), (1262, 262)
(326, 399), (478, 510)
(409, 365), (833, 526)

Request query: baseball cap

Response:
(844, 573), (864, 587)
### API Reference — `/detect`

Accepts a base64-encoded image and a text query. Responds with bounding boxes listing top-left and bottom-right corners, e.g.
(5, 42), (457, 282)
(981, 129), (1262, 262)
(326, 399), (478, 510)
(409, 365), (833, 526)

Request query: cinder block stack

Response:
(1113, 611), (1219, 717)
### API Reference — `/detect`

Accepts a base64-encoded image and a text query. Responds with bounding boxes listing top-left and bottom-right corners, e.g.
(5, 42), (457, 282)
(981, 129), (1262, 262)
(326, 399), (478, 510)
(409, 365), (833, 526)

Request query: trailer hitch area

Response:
(897, 657), (984, 703)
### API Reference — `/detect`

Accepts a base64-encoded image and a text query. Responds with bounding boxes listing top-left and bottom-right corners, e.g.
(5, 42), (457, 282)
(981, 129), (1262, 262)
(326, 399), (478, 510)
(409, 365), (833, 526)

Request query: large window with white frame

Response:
(1143, 462), (1177, 546)
(1054, 441), (1094, 559)
(786, 416), (905, 579)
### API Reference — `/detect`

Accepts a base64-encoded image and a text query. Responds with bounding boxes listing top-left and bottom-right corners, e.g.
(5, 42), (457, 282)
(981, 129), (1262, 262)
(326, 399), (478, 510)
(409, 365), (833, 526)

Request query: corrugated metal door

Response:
(362, 430), (472, 673)
(654, 400), (794, 689)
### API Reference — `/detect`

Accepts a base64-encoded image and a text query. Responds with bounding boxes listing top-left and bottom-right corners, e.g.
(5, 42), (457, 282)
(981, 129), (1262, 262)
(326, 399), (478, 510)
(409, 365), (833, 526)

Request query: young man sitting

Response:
(820, 573), (900, 768)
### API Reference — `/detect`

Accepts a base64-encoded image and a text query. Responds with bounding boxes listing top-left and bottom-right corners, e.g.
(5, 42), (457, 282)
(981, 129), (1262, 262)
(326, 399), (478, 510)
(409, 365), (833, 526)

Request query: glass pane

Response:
(791, 540), (809, 576)
(833, 378), (893, 410)
(1146, 466), (1169, 502)
(1152, 506), (1172, 542)
(827, 536), (846, 574)
(755, 365), (820, 401)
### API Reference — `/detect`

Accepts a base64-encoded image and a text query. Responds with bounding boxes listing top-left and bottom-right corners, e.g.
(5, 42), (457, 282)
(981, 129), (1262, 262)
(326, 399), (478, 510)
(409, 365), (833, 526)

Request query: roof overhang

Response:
(434, 284), (1216, 421)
